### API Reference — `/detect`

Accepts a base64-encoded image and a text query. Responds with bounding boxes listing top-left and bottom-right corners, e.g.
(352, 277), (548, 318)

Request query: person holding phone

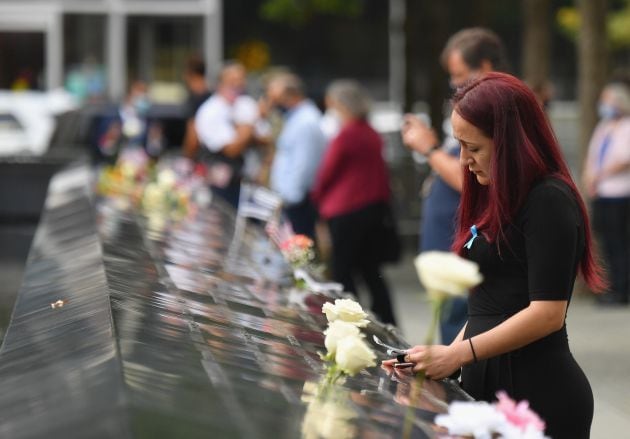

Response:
(386, 73), (606, 439)
(402, 28), (510, 345)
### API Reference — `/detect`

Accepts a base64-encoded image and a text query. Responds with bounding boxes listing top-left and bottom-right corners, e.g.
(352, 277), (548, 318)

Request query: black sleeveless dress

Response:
(461, 178), (593, 439)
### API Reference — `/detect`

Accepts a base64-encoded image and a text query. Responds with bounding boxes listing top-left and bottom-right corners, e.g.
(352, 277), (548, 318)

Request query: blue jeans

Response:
(284, 197), (317, 240)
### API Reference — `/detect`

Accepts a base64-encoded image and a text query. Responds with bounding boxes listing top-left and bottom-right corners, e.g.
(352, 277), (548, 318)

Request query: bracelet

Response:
(468, 337), (478, 363)
(424, 144), (441, 158)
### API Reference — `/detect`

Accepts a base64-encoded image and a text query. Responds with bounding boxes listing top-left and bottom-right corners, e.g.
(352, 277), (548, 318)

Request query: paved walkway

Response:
(374, 252), (630, 439)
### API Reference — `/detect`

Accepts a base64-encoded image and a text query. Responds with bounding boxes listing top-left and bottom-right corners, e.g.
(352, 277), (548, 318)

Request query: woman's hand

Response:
(381, 343), (465, 380)
(401, 115), (439, 155)
(405, 344), (463, 380)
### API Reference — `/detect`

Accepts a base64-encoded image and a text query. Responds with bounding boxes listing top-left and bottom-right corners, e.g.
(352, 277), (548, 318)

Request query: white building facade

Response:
(0, 0), (222, 100)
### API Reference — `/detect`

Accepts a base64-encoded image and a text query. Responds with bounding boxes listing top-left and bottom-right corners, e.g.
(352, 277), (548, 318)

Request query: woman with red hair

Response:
(395, 73), (606, 438)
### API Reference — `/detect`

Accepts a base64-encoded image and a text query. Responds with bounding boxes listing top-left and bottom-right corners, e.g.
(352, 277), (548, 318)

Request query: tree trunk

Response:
(403, 0), (417, 113)
(390, 0), (406, 108)
(577, 0), (608, 165)
(423, 0), (449, 136)
(522, 0), (551, 89)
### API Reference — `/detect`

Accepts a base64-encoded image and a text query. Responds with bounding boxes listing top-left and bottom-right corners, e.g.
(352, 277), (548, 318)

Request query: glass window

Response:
(0, 32), (45, 90)
(63, 14), (107, 102)
(127, 16), (203, 104)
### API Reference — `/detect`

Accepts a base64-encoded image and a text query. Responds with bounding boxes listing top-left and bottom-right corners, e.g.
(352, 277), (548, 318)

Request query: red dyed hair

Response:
(451, 72), (606, 292)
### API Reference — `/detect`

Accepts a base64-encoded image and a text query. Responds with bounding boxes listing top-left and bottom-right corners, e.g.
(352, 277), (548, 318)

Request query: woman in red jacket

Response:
(311, 80), (396, 324)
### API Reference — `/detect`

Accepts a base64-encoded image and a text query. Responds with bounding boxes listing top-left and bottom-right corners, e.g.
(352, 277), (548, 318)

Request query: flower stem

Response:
(424, 297), (443, 345)
(402, 297), (443, 439)
(325, 363), (341, 386)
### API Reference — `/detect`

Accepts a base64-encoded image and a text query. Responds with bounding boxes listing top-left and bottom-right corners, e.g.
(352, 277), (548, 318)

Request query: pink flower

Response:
(278, 235), (315, 268)
(495, 391), (546, 432)
(291, 234), (313, 248)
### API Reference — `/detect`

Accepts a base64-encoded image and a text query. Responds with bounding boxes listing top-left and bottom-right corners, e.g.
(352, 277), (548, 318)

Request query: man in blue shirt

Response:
(402, 28), (509, 344)
(266, 73), (326, 239)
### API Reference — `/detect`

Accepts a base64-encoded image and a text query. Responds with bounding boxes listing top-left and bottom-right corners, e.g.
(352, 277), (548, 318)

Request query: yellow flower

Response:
(157, 169), (177, 190)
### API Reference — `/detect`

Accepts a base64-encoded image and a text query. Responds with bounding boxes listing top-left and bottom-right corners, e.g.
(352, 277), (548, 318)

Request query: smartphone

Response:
(393, 362), (415, 369)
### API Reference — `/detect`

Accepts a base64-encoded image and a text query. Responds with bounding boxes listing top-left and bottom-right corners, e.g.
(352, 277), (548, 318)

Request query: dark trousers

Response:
(592, 197), (630, 300)
(284, 197), (317, 240)
(327, 203), (396, 325)
(211, 182), (240, 210)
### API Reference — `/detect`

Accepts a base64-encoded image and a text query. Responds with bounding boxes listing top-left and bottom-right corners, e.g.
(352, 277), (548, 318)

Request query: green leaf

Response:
(259, 0), (363, 27)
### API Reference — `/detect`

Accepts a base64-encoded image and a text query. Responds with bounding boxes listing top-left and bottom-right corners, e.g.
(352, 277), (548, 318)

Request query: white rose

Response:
(414, 251), (483, 301)
(122, 117), (142, 138)
(143, 182), (163, 209)
(497, 423), (550, 439)
(157, 169), (177, 190)
(324, 321), (361, 356)
(120, 162), (138, 180)
(322, 299), (369, 327)
(435, 400), (508, 438)
(146, 213), (166, 232)
(302, 393), (356, 439)
(334, 335), (376, 376)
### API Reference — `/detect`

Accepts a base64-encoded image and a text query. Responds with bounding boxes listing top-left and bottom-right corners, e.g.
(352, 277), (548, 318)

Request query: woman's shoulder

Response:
(528, 177), (577, 204)
(336, 120), (381, 144)
(521, 177), (581, 221)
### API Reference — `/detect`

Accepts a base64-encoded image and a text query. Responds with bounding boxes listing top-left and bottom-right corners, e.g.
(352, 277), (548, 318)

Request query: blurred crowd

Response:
(93, 26), (630, 334)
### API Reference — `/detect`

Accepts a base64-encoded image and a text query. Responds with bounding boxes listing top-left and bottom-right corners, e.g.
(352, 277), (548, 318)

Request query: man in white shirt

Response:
(195, 62), (259, 207)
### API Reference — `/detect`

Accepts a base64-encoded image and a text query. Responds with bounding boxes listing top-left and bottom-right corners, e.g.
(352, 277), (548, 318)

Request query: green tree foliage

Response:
(557, 0), (630, 49)
(260, 0), (363, 27)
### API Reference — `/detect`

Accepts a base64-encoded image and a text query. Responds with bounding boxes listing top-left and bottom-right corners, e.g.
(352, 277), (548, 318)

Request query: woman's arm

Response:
(405, 300), (566, 379)
(401, 114), (463, 192)
(601, 161), (630, 178)
(426, 151), (463, 192)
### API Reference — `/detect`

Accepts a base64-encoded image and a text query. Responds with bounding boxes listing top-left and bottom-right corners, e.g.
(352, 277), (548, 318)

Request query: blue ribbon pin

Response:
(464, 225), (478, 250)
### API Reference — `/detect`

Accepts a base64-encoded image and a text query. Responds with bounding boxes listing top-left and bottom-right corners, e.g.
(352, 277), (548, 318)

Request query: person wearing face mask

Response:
(266, 72), (326, 239)
(119, 80), (151, 144)
(582, 82), (630, 305)
(320, 88), (343, 143)
(311, 80), (397, 324)
(195, 61), (261, 207)
(94, 79), (161, 162)
(402, 28), (509, 345)
(385, 73), (607, 439)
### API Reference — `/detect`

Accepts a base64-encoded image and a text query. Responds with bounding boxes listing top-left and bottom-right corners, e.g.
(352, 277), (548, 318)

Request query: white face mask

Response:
(321, 108), (342, 140)
(323, 107), (341, 122)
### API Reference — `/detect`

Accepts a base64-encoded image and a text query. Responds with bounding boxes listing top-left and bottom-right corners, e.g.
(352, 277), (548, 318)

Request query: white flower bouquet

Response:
(319, 299), (376, 383)
(435, 391), (548, 439)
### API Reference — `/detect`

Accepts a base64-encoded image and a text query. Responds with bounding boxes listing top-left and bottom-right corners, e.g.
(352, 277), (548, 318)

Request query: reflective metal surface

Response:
(0, 163), (130, 438)
(1, 162), (471, 438)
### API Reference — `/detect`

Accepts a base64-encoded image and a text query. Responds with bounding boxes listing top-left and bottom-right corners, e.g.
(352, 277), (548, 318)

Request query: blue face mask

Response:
(133, 95), (151, 115)
(275, 104), (290, 115)
(598, 103), (620, 120)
